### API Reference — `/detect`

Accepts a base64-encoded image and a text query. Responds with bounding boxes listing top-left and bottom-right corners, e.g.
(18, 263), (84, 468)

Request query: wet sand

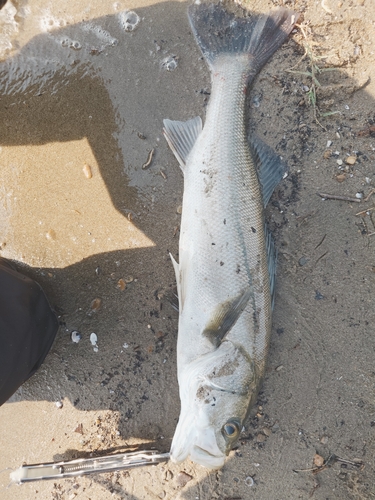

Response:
(1, 0), (375, 498)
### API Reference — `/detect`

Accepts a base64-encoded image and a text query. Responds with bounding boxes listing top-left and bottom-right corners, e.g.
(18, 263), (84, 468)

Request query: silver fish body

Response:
(164, 3), (298, 469)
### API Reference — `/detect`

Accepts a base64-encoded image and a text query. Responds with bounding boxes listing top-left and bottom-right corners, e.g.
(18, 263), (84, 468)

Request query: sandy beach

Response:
(1, 0), (375, 498)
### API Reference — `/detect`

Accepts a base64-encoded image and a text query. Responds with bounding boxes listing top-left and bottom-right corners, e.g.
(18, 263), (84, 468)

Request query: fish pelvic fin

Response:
(188, 3), (299, 78)
(202, 288), (252, 347)
(163, 117), (203, 172)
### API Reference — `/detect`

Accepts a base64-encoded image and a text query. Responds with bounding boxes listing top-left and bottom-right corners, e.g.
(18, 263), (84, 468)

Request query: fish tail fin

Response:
(188, 3), (298, 78)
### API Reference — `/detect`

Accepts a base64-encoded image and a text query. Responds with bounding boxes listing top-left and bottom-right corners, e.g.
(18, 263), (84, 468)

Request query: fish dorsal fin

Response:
(202, 288), (252, 347)
(250, 135), (288, 207)
(163, 117), (202, 172)
(169, 252), (183, 311)
(265, 225), (277, 309)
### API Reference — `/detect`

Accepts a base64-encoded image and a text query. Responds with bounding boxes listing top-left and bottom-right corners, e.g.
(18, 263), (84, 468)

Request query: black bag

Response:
(0, 258), (59, 405)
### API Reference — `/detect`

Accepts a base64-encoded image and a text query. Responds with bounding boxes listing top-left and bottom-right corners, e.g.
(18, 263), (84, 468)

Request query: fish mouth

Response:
(170, 421), (226, 470)
(189, 444), (226, 469)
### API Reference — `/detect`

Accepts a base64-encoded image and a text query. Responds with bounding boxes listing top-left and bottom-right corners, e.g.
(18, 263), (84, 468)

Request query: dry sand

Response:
(0, 0), (375, 498)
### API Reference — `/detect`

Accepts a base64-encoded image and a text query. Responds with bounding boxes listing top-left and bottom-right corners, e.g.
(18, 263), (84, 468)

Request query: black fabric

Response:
(0, 258), (59, 405)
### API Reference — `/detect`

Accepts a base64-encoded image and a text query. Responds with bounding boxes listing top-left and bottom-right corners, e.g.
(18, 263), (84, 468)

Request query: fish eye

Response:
(222, 421), (240, 438)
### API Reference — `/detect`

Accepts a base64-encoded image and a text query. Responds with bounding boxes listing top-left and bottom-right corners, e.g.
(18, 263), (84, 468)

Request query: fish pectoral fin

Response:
(250, 134), (288, 207)
(163, 117), (202, 172)
(202, 288), (252, 347)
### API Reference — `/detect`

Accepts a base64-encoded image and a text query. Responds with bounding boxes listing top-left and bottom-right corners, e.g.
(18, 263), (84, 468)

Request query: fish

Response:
(163, 2), (298, 470)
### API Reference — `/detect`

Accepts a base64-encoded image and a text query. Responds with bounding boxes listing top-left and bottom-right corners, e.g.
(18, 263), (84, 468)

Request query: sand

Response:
(0, 0), (375, 498)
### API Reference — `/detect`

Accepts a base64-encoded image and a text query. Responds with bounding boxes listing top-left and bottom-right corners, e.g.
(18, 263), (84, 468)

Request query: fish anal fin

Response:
(169, 252), (184, 311)
(163, 117), (202, 172)
(265, 226), (277, 309)
(202, 288), (252, 347)
(250, 135), (288, 207)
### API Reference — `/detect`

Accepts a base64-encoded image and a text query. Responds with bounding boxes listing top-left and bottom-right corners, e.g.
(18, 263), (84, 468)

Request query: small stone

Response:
(46, 229), (56, 241)
(74, 423), (83, 434)
(117, 279), (126, 291)
(313, 453), (324, 467)
(336, 159), (343, 166)
(83, 163), (92, 179)
(55, 401), (63, 409)
(256, 433), (266, 443)
(326, 140), (332, 147)
(176, 205), (182, 214)
(298, 256), (308, 266)
(124, 276), (134, 283)
(90, 332), (98, 346)
(336, 132), (341, 139)
(262, 427), (272, 437)
(345, 156), (357, 165)
(176, 471), (193, 488)
(315, 290), (324, 300)
(90, 298), (102, 311)
(355, 192), (363, 199)
(323, 150), (332, 159)
(336, 173), (346, 183)
(275, 365), (284, 371)
(320, 435), (329, 444)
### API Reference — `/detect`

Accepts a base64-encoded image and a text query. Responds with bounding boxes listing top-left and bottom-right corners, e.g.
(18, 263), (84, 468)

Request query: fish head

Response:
(171, 340), (257, 469)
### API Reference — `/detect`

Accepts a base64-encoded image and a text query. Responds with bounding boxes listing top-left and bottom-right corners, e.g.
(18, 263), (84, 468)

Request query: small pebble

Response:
(345, 155), (357, 165)
(90, 332), (98, 346)
(83, 163), (92, 179)
(320, 435), (329, 444)
(315, 290), (324, 300)
(71, 331), (81, 343)
(344, 104), (350, 110)
(298, 256), (308, 266)
(46, 229), (56, 241)
(336, 159), (343, 166)
(336, 132), (341, 139)
(326, 140), (332, 147)
(336, 173), (346, 183)
(117, 278), (126, 291)
(55, 401), (63, 409)
(176, 471), (193, 488)
(314, 454), (324, 467)
(272, 422), (280, 432)
(91, 298), (102, 311)
(176, 205), (182, 214)
(262, 427), (272, 437)
(256, 433), (266, 443)
(245, 476), (254, 487)
(355, 192), (363, 199)
(323, 150), (332, 159)
(275, 365), (284, 371)
(124, 276), (134, 283)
